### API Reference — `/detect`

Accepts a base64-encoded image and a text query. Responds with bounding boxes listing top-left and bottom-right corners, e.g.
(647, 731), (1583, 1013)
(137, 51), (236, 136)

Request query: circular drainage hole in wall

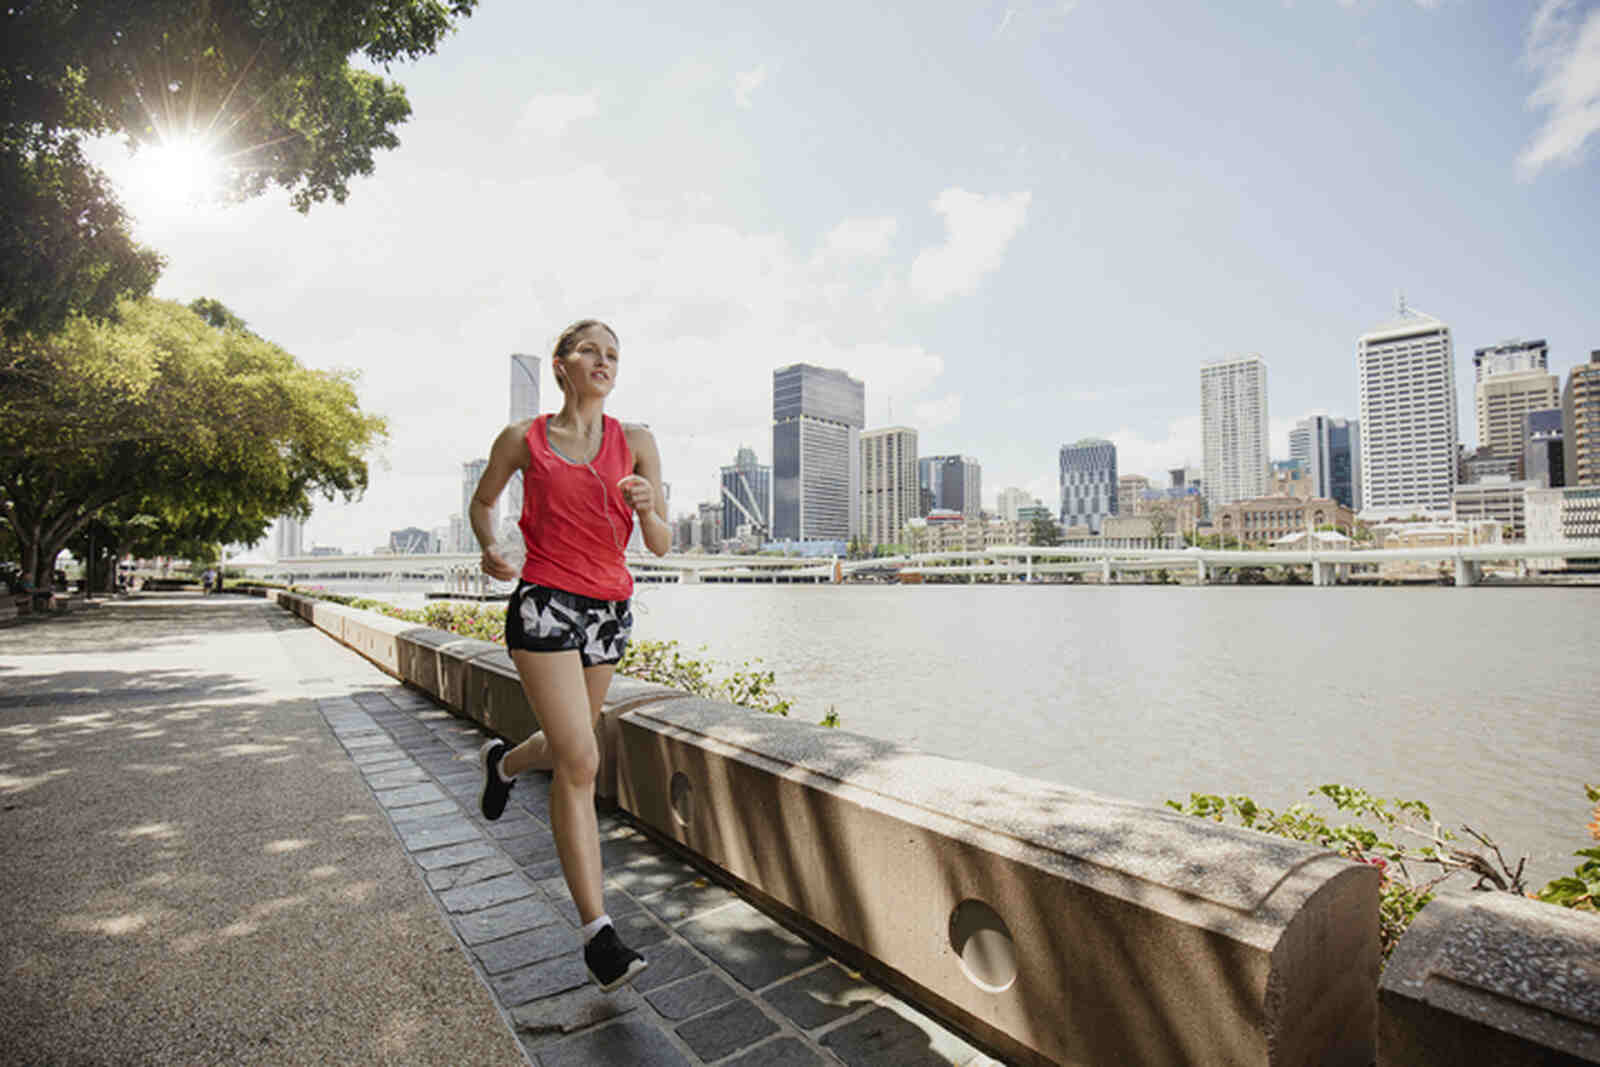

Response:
(948, 899), (1017, 994)
(669, 771), (693, 828)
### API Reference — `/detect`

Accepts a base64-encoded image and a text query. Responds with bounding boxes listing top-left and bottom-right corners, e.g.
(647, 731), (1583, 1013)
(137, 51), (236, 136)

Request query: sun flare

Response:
(126, 133), (225, 216)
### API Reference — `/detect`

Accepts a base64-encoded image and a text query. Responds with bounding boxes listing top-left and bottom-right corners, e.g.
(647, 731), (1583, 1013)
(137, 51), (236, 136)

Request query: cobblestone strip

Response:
(317, 682), (1003, 1067)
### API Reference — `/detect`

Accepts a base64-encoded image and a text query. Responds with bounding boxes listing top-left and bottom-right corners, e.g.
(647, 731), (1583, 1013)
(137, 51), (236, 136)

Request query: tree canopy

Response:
(1, 0), (476, 336)
(0, 297), (386, 589)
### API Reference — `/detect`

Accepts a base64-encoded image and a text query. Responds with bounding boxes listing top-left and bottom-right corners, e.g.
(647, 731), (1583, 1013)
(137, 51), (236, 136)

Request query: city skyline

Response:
(81, 2), (1600, 553)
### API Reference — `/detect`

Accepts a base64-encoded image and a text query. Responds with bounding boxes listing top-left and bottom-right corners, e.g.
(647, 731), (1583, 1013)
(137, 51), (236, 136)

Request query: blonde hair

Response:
(552, 319), (619, 393)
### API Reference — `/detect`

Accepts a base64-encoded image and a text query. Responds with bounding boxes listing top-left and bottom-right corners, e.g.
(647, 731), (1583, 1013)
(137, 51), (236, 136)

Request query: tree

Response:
(1029, 516), (1061, 547)
(0, 298), (385, 591)
(1145, 503), (1175, 545)
(1, 0), (477, 336)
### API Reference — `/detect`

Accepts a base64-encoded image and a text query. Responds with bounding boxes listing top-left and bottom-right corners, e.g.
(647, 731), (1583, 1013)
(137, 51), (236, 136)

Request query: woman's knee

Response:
(551, 736), (599, 785)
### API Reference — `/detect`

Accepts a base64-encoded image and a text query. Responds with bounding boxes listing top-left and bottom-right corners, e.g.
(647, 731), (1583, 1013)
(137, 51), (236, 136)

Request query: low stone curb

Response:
(317, 682), (1003, 1067)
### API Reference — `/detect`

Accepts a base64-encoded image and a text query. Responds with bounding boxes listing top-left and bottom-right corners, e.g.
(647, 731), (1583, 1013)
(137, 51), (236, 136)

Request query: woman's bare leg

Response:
(505, 651), (615, 924)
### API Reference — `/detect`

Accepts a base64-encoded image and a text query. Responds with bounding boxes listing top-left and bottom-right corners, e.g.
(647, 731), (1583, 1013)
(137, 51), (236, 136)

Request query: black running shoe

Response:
(584, 924), (648, 992)
(479, 740), (514, 821)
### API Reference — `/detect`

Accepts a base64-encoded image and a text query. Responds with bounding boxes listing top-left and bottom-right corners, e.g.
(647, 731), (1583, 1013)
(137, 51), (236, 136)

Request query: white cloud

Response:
(912, 392), (962, 431)
(1517, 0), (1600, 179)
(908, 188), (1032, 303)
(1103, 415), (1204, 484)
(816, 217), (898, 263)
(518, 92), (599, 138)
(733, 65), (769, 110)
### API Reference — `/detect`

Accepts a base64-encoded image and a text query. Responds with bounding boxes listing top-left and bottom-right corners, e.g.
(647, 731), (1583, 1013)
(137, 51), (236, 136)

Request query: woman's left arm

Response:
(623, 425), (671, 557)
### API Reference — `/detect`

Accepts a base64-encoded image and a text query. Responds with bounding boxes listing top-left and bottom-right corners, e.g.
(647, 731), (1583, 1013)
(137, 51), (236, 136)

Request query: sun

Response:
(125, 132), (226, 217)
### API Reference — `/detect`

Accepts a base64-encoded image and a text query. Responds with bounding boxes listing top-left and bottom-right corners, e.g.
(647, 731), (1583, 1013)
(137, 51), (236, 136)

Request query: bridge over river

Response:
(240, 538), (1600, 591)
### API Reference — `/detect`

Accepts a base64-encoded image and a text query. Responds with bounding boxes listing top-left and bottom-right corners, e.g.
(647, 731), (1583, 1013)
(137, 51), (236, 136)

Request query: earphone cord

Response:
(586, 461), (625, 555)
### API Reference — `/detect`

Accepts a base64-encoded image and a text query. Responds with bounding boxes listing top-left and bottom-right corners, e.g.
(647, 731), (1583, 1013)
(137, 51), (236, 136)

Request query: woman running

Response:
(470, 319), (669, 992)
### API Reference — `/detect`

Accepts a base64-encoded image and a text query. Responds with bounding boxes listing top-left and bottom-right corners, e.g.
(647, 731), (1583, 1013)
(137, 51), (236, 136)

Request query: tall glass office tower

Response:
(772, 364), (865, 542)
(1290, 414), (1362, 510)
(720, 446), (771, 540)
(1059, 438), (1118, 533)
(503, 353), (542, 535)
(917, 455), (982, 516)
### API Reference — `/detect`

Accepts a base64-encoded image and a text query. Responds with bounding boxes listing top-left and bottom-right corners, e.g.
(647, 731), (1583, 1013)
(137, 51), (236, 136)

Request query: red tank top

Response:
(519, 414), (635, 601)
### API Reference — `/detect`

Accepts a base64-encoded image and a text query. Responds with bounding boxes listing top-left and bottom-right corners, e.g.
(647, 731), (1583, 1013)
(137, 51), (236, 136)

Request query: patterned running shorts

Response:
(505, 581), (633, 667)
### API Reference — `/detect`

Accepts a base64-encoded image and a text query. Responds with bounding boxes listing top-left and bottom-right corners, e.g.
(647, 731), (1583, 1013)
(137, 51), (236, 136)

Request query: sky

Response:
(84, 0), (1600, 554)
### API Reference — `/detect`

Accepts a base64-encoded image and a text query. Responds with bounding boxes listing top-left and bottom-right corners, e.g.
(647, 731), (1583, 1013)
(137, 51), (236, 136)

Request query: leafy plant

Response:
(1166, 784), (1529, 959)
(1534, 785), (1600, 912)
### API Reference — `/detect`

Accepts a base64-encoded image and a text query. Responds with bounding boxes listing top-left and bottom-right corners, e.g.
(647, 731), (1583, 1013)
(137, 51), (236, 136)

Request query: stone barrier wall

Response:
(267, 590), (1596, 1066)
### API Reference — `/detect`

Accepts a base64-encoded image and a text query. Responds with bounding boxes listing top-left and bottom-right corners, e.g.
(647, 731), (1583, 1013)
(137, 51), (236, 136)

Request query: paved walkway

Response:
(2, 594), (1001, 1066)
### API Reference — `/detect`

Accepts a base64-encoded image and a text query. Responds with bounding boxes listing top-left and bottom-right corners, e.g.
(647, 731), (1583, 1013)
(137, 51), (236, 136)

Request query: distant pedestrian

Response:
(471, 320), (669, 992)
(202, 569), (215, 594)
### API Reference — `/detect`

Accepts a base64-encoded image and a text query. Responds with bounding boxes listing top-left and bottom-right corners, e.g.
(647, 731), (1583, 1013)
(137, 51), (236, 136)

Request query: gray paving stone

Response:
(426, 854), (517, 892)
(375, 782), (446, 809)
(678, 901), (825, 991)
(454, 895), (559, 946)
(675, 998), (778, 1061)
(439, 872), (535, 914)
(600, 831), (671, 867)
(366, 766), (431, 790)
(356, 757), (414, 776)
(501, 830), (559, 867)
(396, 817), (480, 853)
(472, 924), (577, 975)
(820, 1001), (983, 1067)
(643, 971), (738, 1021)
(614, 910), (671, 951)
(629, 942), (709, 994)
(340, 732), (393, 750)
(721, 1036), (828, 1067)
(763, 963), (881, 1030)
(605, 852), (699, 896)
(492, 954), (589, 1006)
(350, 745), (406, 766)
(411, 838), (500, 871)
(522, 857), (563, 882)
(535, 1018), (690, 1067)
(638, 877), (738, 925)
(485, 813), (545, 839)
(512, 984), (639, 1049)
(440, 774), (482, 799)
(389, 799), (459, 824)
(539, 879), (640, 928)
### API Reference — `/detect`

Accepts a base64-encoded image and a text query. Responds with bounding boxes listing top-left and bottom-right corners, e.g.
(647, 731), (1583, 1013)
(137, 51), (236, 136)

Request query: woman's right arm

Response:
(472, 423), (530, 580)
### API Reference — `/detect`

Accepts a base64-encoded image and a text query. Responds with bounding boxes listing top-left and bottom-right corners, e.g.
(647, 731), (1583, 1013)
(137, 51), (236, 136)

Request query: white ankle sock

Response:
(581, 915), (613, 944)
(496, 754), (517, 784)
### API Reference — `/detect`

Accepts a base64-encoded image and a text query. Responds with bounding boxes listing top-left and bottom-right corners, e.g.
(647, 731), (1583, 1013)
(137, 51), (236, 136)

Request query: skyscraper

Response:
(719, 446), (771, 540)
(272, 515), (304, 560)
(1473, 340), (1557, 474)
(772, 364), (865, 541)
(860, 427), (919, 546)
(1357, 306), (1458, 517)
(995, 487), (1031, 521)
(1059, 438), (1118, 533)
(917, 455), (982, 517)
(1290, 414), (1362, 510)
(505, 353), (543, 528)
(1564, 351), (1600, 487)
(462, 457), (492, 550)
(1200, 354), (1269, 510)
(1524, 409), (1565, 488)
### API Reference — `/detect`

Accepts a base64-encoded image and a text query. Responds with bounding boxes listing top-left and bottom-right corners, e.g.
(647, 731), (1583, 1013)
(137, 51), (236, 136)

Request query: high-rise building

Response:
(1562, 352), (1600, 487)
(504, 354), (543, 527)
(462, 457), (492, 549)
(772, 364), (865, 541)
(1117, 474), (1151, 515)
(1524, 409), (1565, 489)
(696, 502), (722, 551)
(1290, 414), (1362, 510)
(1059, 438), (1118, 534)
(720, 446), (771, 540)
(995, 487), (1031, 521)
(272, 515), (304, 560)
(1474, 338), (1548, 381)
(1473, 341), (1557, 474)
(1200, 354), (1269, 511)
(389, 526), (434, 554)
(860, 427), (918, 547)
(1357, 306), (1457, 517)
(917, 455), (982, 517)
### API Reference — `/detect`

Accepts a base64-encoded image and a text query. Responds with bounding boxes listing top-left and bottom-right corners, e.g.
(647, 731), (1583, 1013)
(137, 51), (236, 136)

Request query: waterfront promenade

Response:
(1, 594), (997, 1066)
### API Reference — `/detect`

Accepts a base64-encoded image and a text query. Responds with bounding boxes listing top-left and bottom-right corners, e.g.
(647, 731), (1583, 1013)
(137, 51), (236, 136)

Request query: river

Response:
(320, 579), (1598, 888)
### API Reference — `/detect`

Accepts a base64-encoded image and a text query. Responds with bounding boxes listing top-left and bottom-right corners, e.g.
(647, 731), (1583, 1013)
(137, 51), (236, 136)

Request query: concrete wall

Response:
(268, 590), (1596, 1066)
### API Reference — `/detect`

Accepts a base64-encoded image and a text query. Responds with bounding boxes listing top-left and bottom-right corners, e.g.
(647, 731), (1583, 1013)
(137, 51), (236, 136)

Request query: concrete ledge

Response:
(463, 649), (536, 740)
(617, 698), (1380, 1067)
(1379, 891), (1600, 1066)
(338, 610), (415, 677)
